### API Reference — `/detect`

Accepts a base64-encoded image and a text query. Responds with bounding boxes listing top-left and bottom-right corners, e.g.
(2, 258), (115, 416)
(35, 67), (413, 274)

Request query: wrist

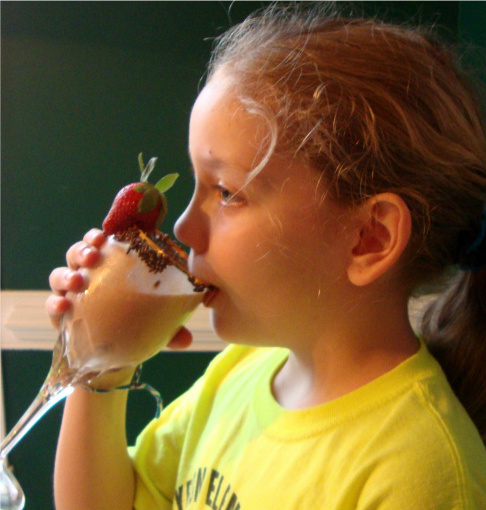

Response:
(82, 365), (137, 391)
(79, 364), (163, 418)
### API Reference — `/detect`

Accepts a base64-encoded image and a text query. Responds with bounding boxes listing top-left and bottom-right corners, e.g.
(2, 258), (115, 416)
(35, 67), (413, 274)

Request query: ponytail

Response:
(422, 268), (486, 444)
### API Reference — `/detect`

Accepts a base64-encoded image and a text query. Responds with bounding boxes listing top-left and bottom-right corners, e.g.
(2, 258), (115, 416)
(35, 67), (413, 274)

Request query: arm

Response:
(54, 387), (134, 510)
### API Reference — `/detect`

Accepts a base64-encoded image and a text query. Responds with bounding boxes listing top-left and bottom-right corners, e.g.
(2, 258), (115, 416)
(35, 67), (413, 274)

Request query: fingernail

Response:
(82, 247), (92, 258)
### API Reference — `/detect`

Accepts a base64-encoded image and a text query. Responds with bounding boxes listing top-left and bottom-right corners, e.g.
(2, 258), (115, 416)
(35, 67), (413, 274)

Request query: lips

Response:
(186, 254), (217, 306)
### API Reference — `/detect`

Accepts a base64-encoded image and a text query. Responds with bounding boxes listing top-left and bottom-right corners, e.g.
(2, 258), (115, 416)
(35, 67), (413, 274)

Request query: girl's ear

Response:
(347, 193), (412, 286)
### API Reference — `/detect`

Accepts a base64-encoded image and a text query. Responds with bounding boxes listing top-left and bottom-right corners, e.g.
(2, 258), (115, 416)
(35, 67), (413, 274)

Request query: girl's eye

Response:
(216, 185), (245, 207)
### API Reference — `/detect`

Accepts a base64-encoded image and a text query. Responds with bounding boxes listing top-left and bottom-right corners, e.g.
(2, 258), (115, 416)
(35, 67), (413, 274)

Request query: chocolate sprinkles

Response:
(113, 228), (208, 292)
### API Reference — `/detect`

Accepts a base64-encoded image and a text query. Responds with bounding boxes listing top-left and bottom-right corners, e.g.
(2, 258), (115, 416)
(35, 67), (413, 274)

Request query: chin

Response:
(209, 310), (252, 345)
(209, 310), (280, 348)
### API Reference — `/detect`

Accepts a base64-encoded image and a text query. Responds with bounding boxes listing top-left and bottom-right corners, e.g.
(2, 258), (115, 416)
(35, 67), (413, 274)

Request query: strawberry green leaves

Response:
(155, 173), (179, 194)
(139, 153), (158, 182)
(139, 153), (178, 191)
(136, 183), (161, 215)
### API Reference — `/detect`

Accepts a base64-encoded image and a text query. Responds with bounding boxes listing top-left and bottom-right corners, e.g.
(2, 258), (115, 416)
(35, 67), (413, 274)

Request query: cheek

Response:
(208, 212), (274, 273)
(219, 224), (307, 303)
(255, 211), (348, 302)
(209, 204), (347, 304)
(214, 233), (274, 290)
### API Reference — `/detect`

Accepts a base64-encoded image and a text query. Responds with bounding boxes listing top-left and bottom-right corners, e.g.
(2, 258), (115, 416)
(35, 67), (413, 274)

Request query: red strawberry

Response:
(102, 154), (178, 235)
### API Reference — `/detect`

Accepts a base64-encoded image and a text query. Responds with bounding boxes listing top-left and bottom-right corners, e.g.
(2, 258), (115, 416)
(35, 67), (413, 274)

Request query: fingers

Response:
(49, 229), (105, 294)
(83, 228), (106, 248)
(47, 268), (84, 328)
(46, 229), (106, 329)
(66, 229), (106, 270)
(45, 294), (71, 329)
(49, 268), (84, 295)
(166, 327), (194, 350)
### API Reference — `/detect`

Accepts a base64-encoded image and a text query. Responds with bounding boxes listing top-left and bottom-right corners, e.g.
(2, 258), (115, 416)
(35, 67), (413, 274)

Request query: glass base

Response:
(0, 461), (25, 510)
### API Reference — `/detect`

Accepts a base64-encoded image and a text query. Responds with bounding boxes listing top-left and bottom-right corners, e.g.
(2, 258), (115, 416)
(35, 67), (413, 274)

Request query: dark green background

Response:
(1, 2), (484, 509)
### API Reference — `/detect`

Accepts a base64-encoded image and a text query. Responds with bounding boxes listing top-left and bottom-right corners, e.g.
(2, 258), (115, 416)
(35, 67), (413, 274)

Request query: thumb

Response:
(167, 327), (193, 350)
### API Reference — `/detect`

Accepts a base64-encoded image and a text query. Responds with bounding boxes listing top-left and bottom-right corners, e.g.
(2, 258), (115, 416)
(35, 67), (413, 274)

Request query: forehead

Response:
(189, 75), (269, 173)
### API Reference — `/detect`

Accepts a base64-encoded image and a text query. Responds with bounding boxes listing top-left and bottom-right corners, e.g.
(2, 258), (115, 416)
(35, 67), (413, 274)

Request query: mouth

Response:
(186, 253), (217, 306)
(203, 286), (219, 307)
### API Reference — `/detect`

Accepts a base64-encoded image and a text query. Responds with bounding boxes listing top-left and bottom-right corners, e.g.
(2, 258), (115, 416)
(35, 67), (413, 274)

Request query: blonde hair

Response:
(208, 4), (486, 441)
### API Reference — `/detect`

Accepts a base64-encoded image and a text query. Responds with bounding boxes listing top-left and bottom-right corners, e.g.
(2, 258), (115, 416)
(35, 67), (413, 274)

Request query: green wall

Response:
(1, 2), (483, 509)
(1, 1), (263, 290)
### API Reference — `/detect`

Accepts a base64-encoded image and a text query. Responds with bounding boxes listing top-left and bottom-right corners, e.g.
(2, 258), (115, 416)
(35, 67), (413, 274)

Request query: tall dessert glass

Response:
(0, 228), (208, 509)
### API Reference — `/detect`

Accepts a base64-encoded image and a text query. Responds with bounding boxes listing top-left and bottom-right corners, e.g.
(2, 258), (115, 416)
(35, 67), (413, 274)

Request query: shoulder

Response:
(410, 345), (485, 471)
(412, 372), (486, 507)
(360, 346), (486, 509)
(325, 340), (486, 509)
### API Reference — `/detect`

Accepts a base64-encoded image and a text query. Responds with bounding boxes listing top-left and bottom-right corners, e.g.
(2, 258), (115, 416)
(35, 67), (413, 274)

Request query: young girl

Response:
(47, 5), (486, 510)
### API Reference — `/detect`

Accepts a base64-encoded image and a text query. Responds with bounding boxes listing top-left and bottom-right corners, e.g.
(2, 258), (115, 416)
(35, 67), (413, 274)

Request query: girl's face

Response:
(175, 74), (356, 348)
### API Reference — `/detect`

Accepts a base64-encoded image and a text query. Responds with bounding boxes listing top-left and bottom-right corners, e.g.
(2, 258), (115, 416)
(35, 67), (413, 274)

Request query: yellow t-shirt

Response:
(129, 340), (486, 509)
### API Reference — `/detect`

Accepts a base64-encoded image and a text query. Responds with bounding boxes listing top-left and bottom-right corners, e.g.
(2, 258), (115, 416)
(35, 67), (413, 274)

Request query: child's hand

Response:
(167, 326), (194, 350)
(46, 228), (106, 330)
(45, 228), (194, 350)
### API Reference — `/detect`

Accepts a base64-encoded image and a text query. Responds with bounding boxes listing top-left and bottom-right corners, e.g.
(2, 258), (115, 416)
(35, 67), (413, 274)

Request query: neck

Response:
(272, 291), (419, 410)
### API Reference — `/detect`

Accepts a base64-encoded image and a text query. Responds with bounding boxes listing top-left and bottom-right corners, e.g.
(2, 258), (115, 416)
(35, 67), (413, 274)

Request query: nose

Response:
(174, 197), (208, 254)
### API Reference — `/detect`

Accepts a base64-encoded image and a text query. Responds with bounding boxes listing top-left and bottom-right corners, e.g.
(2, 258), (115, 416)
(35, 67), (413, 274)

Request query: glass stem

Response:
(0, 381), (73, 461)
